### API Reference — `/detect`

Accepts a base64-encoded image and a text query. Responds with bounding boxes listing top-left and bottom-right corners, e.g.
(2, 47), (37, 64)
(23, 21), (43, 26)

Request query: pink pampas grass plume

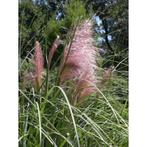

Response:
(34, 41), (44, 89)
(23, 41), (44, 90)
(48, 35), (62, 69)
(60, 20), (97, 105)
(100, 66), (114, 87)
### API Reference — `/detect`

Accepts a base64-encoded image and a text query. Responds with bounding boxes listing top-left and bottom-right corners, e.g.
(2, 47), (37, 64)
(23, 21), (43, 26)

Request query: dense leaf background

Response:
(19, 0), (128, 70)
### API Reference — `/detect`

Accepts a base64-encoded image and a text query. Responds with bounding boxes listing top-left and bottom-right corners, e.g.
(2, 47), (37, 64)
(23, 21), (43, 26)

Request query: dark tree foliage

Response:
(86, 0), (128, 69)
(19, 0), (128, 70)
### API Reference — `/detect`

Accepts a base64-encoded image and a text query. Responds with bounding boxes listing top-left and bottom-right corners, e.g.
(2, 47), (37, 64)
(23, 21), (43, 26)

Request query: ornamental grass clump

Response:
(60, 20), (98, 105)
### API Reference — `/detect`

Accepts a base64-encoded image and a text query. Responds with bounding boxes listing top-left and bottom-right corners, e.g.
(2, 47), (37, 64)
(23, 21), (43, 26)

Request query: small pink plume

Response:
(48, 36), (62, 69)
(60, 20), (97, 104)
(34, 41), (44, 89)
(100, 67), (113, 87)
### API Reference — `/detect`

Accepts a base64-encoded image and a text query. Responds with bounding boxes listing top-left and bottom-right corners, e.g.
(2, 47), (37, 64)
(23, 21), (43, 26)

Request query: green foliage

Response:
(19, 0), (48, 57)
(19, 43), (128, 146)
(19, 0), (87, 59)
(87, 0), (128, 70)
(64, 0), (87, 27)
(19, 64), (128, 146)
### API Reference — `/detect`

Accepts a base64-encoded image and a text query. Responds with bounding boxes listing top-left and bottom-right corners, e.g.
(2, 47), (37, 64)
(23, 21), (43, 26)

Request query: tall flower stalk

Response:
(60, 20), (98, 105)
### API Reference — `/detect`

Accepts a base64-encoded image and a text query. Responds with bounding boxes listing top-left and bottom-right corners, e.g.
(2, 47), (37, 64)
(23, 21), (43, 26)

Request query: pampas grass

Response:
(19, 24), (128, 147)
(34, 41), (44, 89)
(48, 35), (62, 69)
(60, 20), (98, 105)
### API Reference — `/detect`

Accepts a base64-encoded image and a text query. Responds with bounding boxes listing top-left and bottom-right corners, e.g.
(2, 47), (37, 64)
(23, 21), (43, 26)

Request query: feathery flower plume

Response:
(48, 35), (62, 69)
(60, 20), (97, 105)
(34, 41), (44, 89)
(100, 66), (114, 87)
